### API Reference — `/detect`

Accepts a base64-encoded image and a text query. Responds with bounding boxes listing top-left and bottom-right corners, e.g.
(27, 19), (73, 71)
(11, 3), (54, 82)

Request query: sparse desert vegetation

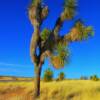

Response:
(43, 68), (53, 82)
(0, 79), (100, 100)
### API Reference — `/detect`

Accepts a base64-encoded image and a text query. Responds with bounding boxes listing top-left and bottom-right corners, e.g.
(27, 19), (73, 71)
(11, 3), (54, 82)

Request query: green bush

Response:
(43, 68), (53, 82)
(58, 72), (65, 81)
(90, 75), (99, 81)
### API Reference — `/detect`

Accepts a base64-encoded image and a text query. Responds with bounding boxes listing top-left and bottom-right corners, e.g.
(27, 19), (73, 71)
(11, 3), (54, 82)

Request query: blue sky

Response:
(0, 0), (100, 78)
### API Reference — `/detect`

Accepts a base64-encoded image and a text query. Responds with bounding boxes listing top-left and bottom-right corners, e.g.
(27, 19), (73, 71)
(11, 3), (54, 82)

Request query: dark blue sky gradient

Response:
(0, 0), (100, 78)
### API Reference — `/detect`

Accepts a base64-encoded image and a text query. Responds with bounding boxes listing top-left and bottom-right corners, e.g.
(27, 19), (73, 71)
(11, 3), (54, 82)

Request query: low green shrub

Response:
(58, 72), (65, 81)
(90, 75), (99, 81)
(43, 68), (53, 82)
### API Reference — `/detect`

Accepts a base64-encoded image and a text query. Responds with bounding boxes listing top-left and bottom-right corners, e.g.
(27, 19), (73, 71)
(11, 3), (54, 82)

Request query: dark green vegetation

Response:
(28, 0), (94, 98)
(58, 72), (65, 81)
(90, 75), (99, 81)
(43, 68), (53, 82)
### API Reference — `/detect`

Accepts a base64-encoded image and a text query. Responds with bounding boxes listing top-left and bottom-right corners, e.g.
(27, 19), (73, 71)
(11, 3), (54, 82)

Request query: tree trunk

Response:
(34, 65), (42, 98)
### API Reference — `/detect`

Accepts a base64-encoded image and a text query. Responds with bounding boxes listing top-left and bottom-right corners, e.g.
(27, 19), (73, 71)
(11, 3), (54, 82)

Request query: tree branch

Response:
(52, 12), (66, 38)
(39, 50), (52, 67)
(63, 20), (94, 43)
(29, 1), (42, 64)
(41, 6), (48, 20)
(52, 0), (77, 38)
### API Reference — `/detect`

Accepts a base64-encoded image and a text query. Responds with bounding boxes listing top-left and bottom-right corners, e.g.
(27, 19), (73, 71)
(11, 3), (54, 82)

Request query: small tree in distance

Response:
(43, 68), (53, 82)
(28, 0), (94, 97)
(58, 72), (65, 81)
(90, 75), (99, 81)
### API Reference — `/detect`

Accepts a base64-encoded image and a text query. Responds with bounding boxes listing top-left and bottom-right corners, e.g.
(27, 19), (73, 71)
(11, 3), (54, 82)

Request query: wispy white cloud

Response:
(0, 62), (30, 67)
(0, 62), (33, 73)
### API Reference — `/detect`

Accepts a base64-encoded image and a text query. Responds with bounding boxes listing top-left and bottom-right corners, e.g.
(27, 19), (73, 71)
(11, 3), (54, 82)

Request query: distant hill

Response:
(0, 76), (33, 81)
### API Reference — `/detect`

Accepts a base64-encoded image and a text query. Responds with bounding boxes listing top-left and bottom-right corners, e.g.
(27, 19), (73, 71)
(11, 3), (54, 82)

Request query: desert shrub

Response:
(90, 75), (99, 81)
(58, 72), (65, 81)
(43, 68), (53, 82)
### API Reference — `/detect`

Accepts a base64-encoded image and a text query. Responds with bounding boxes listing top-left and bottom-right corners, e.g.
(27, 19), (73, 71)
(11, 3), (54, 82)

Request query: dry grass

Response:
(0, 80), (100, 100)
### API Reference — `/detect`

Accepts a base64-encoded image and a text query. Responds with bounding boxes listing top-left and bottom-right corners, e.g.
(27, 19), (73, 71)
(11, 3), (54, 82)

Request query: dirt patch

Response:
(0, 87), (25, 100)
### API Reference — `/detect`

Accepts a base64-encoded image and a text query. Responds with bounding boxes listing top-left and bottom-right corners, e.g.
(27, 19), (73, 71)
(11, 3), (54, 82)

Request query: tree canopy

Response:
(29, 0), (94, 69)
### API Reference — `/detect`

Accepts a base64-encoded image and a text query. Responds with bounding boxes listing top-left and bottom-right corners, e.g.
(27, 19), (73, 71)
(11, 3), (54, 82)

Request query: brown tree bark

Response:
(34, 65), (42, 98)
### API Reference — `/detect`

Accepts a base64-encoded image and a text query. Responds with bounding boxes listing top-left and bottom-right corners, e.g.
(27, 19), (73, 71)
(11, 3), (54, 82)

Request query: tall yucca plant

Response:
(28, 0), (94, 98)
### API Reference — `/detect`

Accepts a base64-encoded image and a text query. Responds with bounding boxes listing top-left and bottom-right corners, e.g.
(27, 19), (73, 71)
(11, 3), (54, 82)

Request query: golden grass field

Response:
(0, 80), (100, 100)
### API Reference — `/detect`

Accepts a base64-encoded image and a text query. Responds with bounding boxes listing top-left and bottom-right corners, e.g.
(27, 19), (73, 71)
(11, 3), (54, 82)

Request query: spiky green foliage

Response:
(41, 29), (51, 41)
(32, 0), (41, 5)
(75, 20), (94, 39)
(32, 0), (35, 4)
(56, 42), (69, 65)
(70, 20), (94, 41)
(43, 68), (53, 82)
(41, 6), (48, 19)
(64, 0), (77, 19)
(51, 42), (69, 69)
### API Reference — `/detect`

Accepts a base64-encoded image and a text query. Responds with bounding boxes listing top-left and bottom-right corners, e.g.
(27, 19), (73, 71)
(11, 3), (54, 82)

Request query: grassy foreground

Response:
(0, 80), (100, 100)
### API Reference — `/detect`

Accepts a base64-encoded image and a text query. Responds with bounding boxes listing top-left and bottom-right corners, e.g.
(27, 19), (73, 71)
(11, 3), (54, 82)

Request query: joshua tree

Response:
(28, 0), (94, 97)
